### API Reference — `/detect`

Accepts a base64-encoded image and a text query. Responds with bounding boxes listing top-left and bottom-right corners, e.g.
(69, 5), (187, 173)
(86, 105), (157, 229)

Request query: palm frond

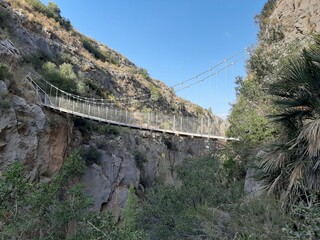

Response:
(259, 36), (320, 204)
(296, 119), (320, 157)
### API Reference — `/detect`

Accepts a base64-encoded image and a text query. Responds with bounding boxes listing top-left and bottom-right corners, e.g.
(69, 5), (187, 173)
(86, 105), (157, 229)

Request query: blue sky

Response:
(42, 0), (267, 118)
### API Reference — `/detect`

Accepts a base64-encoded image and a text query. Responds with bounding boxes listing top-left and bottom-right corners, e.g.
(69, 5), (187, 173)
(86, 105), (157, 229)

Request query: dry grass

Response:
(8, 0), (215, 120)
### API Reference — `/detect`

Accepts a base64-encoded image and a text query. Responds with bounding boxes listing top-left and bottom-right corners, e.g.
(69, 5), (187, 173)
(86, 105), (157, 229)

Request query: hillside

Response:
(3, 0), (320, 239)
(0, 0), (227, 223)
(0, 0), (226, 125)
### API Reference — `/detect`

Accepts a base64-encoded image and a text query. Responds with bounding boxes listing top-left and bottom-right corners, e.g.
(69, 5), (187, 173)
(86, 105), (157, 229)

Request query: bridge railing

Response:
(25, 74), (222, 137)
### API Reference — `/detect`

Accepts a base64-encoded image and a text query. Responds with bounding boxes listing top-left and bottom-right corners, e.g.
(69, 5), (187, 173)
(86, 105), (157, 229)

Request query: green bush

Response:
(84, 79), (104, 98)
(74, 119), (120, 136)
(139, 156), (237, 239)
(149, 84), (161, 101)
(0, 93), (11, 111)
(205, 197), (290, 240)
(81, 36), (119, 65)
(81, 147), (101, 166)
(133, 150), (147, 170)
(0, 64), (13, 80)
(0, 8), (10, 29)
(255, 0), (277, 32)
(284, 194), (320, 239)
(81, 36), (106, 61)
(139, 156), (291, 239)
(42, 61), (78, 93)
(137, 68), (150, 80)
(163, 136), (178, 151)
(0, 152), (145, 239)
(25, 0), (72, 31)
(26, 0), (48, 15)
(23, 51), (54, 70)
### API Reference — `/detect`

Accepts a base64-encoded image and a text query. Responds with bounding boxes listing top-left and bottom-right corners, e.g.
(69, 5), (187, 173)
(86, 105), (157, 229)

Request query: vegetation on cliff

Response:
(1, 0), (320, 239)
(0, 151), (144, 239)
(225, 0), (320, 238)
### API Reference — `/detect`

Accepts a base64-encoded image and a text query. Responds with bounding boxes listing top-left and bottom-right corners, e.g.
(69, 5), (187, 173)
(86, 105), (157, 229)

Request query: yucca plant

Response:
(259, 36), (320, 204)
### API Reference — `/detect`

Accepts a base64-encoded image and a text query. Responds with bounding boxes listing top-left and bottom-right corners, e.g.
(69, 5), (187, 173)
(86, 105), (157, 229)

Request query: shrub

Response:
(149, 84), (161, 101)
(255, 0), (277, 32)
(81, 147), (101, 166)
(203, 197), (290, 240)
(0, 8), (10, 29)
(122, 184), (141, 230)
(23, 51), (53, 70)
(0, 93), (11, 111)
(194, 105), (205, 115)
(59, 18), (72, 31)
(133, 150), (147, 170)
(81, 36), (119, 65)
(162, 136), (178, 151)
(137, 68), (150, 80)
(81, 37), (106, 61)
(26, 0), (48, 15)
(42, 61), (78, 93)
(25, 0), (72, 31)
(84, 79), (104, 98)
(74, 119), (120, 136)
(284, 193), (320, 239)
(0, 64), (13, 80)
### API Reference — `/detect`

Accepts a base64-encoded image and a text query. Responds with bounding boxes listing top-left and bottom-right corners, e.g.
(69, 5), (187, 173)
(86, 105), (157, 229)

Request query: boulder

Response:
(244, 167), (263, 197)
(244, 151), (265, 197)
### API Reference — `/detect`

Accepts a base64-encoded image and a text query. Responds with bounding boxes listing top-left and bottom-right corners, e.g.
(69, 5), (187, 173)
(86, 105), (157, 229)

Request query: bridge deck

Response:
(44, 104), (238, 141)
(25, 74), (239, 141)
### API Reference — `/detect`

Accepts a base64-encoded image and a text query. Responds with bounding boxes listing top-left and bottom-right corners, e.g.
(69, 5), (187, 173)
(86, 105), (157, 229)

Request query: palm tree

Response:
(259, 36), (320, 204)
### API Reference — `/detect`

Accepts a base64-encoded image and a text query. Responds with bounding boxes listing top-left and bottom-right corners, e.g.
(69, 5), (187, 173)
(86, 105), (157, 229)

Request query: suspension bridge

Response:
(24, 48), (250, 141)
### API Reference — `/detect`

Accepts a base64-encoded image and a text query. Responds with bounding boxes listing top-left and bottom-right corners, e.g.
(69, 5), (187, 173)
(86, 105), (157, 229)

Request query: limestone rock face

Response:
(81, 129), (219, 212)
(0, 39), (21, 66)
(270, 0), (320, 40)
(244, 167), (263, 197)
(0, 81), (73, 180)
(0, 0), (229, 215)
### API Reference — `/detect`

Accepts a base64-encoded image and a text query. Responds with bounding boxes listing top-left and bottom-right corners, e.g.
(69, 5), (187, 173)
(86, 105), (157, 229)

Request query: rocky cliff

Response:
(0, 0), (226, 214)
(269, 0), (320, 40)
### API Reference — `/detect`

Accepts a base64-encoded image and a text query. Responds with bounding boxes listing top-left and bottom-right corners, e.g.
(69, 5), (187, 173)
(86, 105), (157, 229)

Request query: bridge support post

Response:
(68, 95), (71, 108)
(55, 87), (58, 106)
(82, 100), (86, 114)
(125, 110), (128, 123)
(49, 85), (52, 97)
(173, 115), (176, 131)
(180, 116), (183, 132)
(106, 107), (109, 120)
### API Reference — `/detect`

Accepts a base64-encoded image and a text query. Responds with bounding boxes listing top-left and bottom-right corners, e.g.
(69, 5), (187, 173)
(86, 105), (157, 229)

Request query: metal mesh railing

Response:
(25, 74), (231, 139)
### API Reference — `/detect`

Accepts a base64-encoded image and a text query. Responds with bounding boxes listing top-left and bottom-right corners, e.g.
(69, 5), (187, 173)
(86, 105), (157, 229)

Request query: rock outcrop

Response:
(268, 0), (320, 41)
(82, 128), (218, 215)
(0, 81), (73, 180)
(0, 0), (227, 215)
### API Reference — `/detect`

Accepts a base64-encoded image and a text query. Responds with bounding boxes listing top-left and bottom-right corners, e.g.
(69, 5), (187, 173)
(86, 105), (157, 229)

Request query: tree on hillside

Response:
(259, 36), (320, 204)
(47, 1), (61, 19)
